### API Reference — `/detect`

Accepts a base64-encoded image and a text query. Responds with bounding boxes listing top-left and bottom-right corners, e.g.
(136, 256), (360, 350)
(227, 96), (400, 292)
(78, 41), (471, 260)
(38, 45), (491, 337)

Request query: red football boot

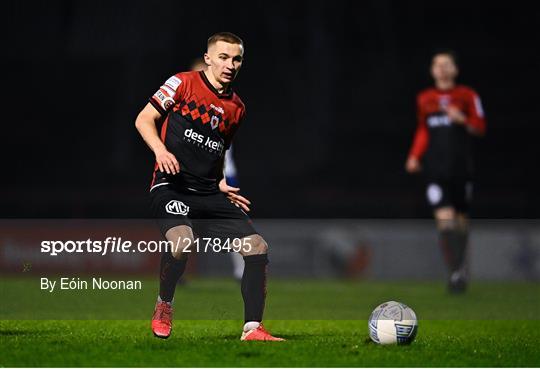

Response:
(151, 301), (173, 339)
(241, 322), (285, 341)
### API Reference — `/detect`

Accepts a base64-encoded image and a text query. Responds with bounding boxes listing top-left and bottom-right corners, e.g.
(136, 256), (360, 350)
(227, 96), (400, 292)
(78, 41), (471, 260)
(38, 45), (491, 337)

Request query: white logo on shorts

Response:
(427, 183), (443, 205)
(165, 200), (189, 215)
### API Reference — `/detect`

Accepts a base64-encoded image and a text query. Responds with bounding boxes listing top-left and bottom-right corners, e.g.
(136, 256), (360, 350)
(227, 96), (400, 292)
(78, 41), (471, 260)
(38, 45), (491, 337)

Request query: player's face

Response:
(431, 54), (458, 82)
(205, 41), (244, 85)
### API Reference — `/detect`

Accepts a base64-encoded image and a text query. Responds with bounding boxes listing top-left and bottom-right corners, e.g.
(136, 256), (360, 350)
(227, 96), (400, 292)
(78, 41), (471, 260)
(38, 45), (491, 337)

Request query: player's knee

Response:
(165, 225), (193, 260)
(435, 207), (457, 230)
(170, 247), (189, 260)
(243, 234), (268, 255)
(455, 212), (469, 231)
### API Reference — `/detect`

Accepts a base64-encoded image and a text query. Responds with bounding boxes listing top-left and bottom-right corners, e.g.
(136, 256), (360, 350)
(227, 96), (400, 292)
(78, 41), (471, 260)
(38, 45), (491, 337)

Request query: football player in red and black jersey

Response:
(135, 32), (283, 341)
(406, 51), (486, 293)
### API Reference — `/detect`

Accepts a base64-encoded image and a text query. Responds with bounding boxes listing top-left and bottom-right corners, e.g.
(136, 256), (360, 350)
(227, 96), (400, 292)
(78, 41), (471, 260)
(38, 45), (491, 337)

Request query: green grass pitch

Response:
(1, 278), (539, 367)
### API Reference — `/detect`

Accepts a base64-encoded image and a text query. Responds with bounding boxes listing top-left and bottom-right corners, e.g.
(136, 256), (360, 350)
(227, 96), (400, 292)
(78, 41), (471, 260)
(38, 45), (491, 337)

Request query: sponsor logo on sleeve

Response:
(164, 76), (182, 92)
(162, 85), (176, 97)
(154, 89), (175, 110)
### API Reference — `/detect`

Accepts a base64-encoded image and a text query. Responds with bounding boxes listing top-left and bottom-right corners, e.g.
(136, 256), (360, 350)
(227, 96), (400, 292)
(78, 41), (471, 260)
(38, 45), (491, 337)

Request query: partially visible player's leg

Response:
(434, 207), (468, 293)
(428, 180), (469, 293)
(435, 206), (459, 270)
(455, 211), (470, 270)
(445, 180), (473, 292)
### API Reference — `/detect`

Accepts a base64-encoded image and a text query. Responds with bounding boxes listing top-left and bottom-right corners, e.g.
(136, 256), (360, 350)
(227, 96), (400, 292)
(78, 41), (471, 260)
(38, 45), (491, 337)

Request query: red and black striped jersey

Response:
(409, 85), (486, 179)
(148, 71), (245, 193)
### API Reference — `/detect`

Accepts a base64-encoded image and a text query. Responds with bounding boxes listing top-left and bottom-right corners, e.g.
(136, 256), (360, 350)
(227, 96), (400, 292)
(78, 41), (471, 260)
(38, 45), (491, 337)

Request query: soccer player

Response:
(190, 56), (245, 282)
(405, 50), (486, 293)
(135, 32), (283, 341)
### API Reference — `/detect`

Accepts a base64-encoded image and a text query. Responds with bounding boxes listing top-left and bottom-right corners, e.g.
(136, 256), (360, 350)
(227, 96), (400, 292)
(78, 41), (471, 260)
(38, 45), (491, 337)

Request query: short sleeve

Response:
(224, 106), (245, 150)
(465, 88), (486, 134)
(149, 74), (186, 115)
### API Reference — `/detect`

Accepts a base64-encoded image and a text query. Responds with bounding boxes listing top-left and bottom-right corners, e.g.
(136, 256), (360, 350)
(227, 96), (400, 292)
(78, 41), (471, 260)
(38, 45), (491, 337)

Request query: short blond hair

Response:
(207, 32), (243, 49)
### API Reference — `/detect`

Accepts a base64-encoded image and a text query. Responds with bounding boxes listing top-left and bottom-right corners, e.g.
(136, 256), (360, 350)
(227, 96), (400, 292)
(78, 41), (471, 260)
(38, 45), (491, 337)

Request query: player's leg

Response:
(455, 211), (470, 273)
(239, 234), (284, 341)
(152, 225), (195, 339)
(428, 181), (467, 292)
(149, 187), (197, 338)
(435, 204), (470, 293)
(159, 225), (194, 302)
(434, 206), (459, 271)
(448, 180), (474, 292)
(198, 192), (283, 341)
(239, 234), (268, 323)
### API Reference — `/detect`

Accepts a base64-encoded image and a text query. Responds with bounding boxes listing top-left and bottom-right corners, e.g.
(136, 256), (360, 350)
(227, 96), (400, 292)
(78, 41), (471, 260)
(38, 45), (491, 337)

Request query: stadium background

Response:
(3, 1), (539, 219)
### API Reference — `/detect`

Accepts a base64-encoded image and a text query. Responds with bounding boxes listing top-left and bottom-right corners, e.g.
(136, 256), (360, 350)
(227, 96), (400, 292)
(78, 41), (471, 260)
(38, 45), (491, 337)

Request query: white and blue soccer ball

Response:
(368, 301), (418, 345)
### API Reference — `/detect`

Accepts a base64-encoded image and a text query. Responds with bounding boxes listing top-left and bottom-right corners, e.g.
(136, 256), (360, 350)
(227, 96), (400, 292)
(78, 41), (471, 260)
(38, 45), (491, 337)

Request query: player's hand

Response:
(219, 178), (251, 212)
(444, 105), (467, 125)
(155, 148), (180, 175)
(405, 156), (421, 173)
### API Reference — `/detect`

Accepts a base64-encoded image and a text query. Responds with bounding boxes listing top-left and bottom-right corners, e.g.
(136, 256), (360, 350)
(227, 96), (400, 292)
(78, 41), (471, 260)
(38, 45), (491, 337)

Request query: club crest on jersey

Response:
(439, 96), (450, 109)
(209, 104), (224, 130)
(165, 200), (189, 215)
(210, 115), (220, 130)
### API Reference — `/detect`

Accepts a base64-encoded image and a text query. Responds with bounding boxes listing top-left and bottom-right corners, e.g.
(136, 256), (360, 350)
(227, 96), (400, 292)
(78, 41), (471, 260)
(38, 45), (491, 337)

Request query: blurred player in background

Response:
(135, 32), (283, 340)
(406, 50), (486, 293)
(191, 57), (245, 282)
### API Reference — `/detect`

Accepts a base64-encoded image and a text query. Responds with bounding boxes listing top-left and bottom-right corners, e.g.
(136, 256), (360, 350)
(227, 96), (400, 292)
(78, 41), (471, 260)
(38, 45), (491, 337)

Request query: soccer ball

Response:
(368, 301), (418, 345)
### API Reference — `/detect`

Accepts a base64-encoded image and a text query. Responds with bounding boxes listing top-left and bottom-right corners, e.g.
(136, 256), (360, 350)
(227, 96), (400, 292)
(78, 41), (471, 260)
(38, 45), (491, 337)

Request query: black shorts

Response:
(150, 185), (257, 241)
(425, 179), (473, 213)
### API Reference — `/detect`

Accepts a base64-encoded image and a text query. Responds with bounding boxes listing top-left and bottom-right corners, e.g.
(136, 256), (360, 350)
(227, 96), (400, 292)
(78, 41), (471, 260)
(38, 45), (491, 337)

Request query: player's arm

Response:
(218, 152), (251, 212)
(135, 103), (180, 175)
(406, 96), (429, 173)
(444, 90), (486, 137)
(218, 109), (251, 211)
(464, 90), (486, 136)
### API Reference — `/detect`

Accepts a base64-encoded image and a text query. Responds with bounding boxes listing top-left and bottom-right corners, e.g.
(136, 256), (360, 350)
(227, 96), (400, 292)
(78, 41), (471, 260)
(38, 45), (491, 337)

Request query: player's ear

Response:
(204, 53), (211, 66)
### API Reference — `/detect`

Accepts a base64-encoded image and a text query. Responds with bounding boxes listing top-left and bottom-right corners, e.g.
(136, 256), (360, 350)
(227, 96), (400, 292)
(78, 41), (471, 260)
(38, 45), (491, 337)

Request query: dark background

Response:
(3, 1), (539, 218)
